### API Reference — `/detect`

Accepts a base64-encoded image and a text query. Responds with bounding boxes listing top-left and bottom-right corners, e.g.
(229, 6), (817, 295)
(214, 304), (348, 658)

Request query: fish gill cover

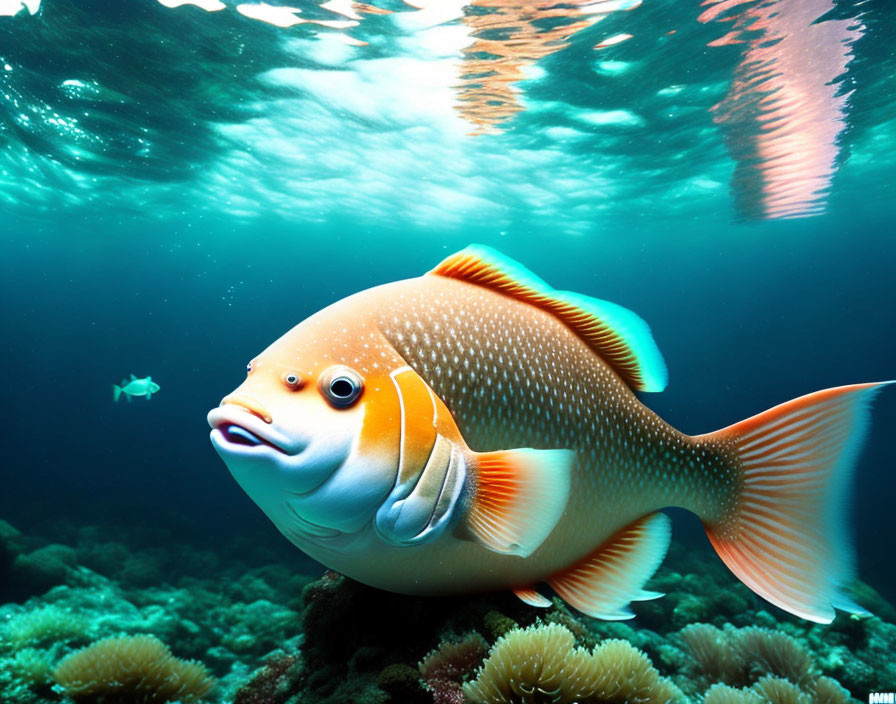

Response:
(0, 1), (894, 704)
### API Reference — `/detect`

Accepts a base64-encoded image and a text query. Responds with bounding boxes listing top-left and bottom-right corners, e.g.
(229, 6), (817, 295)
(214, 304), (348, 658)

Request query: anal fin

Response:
(513, 586), (552, 608)
(546, 512), (670, 619)
(465, 448), (573, 558)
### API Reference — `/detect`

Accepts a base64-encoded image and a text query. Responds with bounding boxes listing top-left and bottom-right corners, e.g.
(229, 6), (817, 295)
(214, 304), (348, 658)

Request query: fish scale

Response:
(376, 276), (734, 555)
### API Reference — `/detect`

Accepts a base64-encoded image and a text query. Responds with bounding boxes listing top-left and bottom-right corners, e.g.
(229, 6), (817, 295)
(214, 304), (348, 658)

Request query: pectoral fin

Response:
(544, 512), (670, 619)
(464, 448), (573, 558)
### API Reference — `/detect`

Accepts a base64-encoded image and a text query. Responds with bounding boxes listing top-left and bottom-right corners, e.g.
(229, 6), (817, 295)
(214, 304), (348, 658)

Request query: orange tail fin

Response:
(700, 381), (892, 623)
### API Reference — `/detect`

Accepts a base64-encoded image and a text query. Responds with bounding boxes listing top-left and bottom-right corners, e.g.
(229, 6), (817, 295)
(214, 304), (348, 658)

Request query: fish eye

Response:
(283, 372), (302, 389)
(319, 366), (363, 408)
(246, 362), (252, 374)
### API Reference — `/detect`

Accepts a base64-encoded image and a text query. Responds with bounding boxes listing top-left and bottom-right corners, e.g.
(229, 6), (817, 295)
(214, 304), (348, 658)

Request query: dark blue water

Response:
(3, 210), (894, 600)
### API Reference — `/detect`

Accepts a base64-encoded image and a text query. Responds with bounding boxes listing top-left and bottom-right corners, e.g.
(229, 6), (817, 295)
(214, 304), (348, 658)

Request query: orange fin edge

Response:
(430, 245), (667, 392)
(701, 381), (893, 623)
(513, 587), (552, 608)
(546, 512), (670, 620)
(465, 447), (573, 558)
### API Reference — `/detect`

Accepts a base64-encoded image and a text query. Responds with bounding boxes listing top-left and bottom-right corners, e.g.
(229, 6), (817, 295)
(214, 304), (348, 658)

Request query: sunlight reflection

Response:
(0, 0), (878, 226)
(454, 0), (640, 134)
(699, 0), (862, 219)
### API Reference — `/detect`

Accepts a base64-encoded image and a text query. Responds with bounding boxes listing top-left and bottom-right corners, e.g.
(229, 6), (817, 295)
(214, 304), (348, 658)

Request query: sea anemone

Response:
(2, 605), (85, 649)
(703, 684), (762, 704)
(751, 676), (811, 704)
(703, 676), (843, 704)
(679, 624), (814, 689)
(809, 676), (853, 704)
(678, 624), (743, 686)
(8, 647), (56, 686)
(233, 655), (303, 704)
(463, 623), (681, 704)
(53, 634), (214, 704)
(735, 628), (814, 686)
(420, 632), (489, 683)
(419, 632), (489, 704)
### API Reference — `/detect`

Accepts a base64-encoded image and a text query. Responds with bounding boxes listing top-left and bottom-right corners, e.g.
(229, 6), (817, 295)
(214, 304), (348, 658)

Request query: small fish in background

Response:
(113, 374), (160, 402)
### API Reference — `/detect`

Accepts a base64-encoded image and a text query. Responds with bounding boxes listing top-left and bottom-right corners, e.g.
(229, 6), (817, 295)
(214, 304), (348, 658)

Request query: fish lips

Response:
(207, 406), (301, 456)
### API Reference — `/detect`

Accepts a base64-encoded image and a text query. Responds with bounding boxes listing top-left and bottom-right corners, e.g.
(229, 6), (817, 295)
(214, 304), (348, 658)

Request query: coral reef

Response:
(700, 674), (855, 704)
(462, 623), (681, 704)
(0, 519), (306, 704)
(420, 633), (489, 704)
(53, 634), (215, 703)
(0, 517), (894, 704)
(232, 654), (303, 704)
(678, 623), (815, 689)
(2, 605), (87, 650)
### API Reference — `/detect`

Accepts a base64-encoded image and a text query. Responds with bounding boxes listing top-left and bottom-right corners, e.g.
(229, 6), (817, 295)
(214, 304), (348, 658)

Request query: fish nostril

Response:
(221, 394), (273, 424)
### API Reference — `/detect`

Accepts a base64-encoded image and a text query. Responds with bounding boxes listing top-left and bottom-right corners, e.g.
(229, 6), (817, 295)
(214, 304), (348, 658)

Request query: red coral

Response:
(234, 655), (301, 704)
(419, 633), (488, 704)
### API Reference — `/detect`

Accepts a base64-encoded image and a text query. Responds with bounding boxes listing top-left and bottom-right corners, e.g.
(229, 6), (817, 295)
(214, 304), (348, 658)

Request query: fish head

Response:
(207, 296), (418, 552)
(148, 381), (160, 393)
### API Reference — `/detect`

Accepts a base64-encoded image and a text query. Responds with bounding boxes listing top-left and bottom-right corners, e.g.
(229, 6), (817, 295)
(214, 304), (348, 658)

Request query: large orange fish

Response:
(208, 246), (890, 623)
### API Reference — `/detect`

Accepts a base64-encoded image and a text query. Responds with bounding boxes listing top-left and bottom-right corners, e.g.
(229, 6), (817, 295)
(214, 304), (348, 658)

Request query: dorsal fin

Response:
(430, 245), (668, 392)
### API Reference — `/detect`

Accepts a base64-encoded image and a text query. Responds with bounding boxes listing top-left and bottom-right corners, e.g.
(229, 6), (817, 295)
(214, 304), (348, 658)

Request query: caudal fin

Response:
(113, 385), (122, 402)
(700, 381), (892, 623)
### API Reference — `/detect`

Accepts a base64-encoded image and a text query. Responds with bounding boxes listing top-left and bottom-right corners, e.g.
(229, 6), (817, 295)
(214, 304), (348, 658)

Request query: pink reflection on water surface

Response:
(700, 0), (862, 219)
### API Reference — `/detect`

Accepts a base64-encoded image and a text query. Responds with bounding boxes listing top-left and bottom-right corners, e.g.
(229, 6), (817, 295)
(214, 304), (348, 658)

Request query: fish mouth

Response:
(207, 407), (295, 455)
(221, 424), (279, 450)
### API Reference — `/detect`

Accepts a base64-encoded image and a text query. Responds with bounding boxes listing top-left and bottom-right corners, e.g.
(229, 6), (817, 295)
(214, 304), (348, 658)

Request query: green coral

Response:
(464, 623), (682, 704)
(53, 634), (215, 704)
(679, 623), (815, 689)
(2, 518), (896, 704)
(0, 643), (60, 704)
(8, 646), (57, 686)
(702, 675), (856, 704)
(1, 605), (86, 650)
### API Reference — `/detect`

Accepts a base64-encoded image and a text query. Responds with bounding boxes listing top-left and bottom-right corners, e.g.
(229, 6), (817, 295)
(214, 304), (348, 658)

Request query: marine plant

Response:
(232, 654), (303, 704)
(7, 646), (56, 687)
(679, 623), (815, 689)
(462, 622), (682, 704)
(678, 624), (743, 687)
(703, 684), (763, 704)
(2, 605), (86, 650)
(736, 628), (814, 686)
(419, 632), (489, 704)
(809, 677), (853, 704)
(53, 634), (215, 703)
(701, 675), (856, 704)
(752, 676), (811, 704)
(694, 664), (857, 704)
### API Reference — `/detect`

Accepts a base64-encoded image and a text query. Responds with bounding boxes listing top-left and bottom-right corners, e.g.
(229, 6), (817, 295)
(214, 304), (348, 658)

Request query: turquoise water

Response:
(1, 1), (895, 703)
